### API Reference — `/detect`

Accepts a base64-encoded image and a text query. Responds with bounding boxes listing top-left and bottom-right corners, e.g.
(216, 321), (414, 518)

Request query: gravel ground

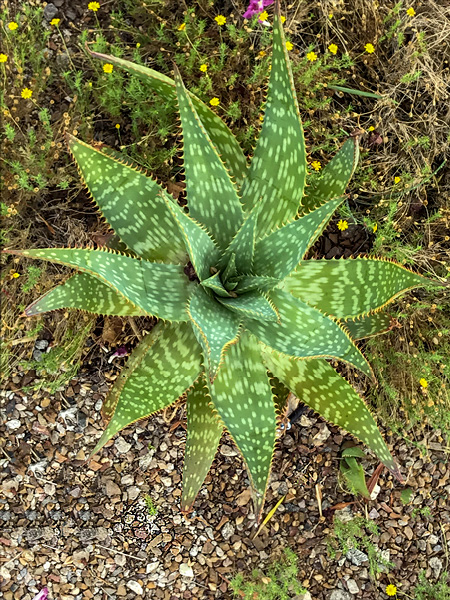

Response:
(1, 364), (449, 600)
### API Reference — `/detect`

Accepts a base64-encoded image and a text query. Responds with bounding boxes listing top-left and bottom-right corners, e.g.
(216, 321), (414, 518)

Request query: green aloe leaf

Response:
(234, 275), (280, 294)
(90, 322), (202, 456)
(301, 137), (359, 214)
(263, 350), (400, 479)
(240, 10), (306, 236)
(67, 134), (186, 264)
(221, 203), (259, 274)
(175, 70), (244, 249)
(188, 286), (240, 381)
(341, 457), (370, 499)
(209, 332), (277, 518)
(181, 377), (223, 513)
(247, 290), (373, 378)
(161, 193), (220, 281)
(218, 291), (279, 323)
(283, 257), (430, 319)
(222, 253), (237, 282)
(253, 197), (344, 279)
(201, 272), (232, 297)
(344, 312), (393, 340)
(8, 248), (194, 321)
(86, 48), (247, 185)
(25, 273), (147, 317)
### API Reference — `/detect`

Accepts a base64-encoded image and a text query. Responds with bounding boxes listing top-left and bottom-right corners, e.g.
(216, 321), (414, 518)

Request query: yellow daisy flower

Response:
(178, 23), (186, 31)
(115, 123), (120, 129)
(200, 64), (208, 72)
(286, 41), (293, 51)
(310, 161), (322, 171)
(21, 88), (33, 99)
(215, 15), (226, 26)
(209, 97), (220, 106)
(8, 22), (18, 30)
(365, 43), (375, 54)
(368, 126), (375, 131)
(373, 223), (378, 233)
(386, 584), (397, 597)
(12, 272), (20, 278)
(0, 53), (8, 63)
(103, 63), (113, 73)
(419, 378), (428, 388)
(280, 16), (286, 23)
(328, 44), (338, 54)
(306, 51), (318, 62)
(259, 10), (268, 21)
(337, 219), (349, 231)
(406, 7), (416, 17)
(50, 18), (60, 26)
(88, 2), (100, 11)
(394, 176), (401, 184)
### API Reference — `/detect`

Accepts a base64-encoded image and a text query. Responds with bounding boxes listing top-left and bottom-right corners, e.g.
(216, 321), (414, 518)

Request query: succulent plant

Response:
(5, 7), (436, 519)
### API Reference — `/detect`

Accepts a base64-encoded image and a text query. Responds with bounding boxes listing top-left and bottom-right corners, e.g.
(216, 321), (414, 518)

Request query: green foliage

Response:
(340, 447), (370, 499)
(7, 8), (438, 520)
(143, 494), (158, 517)
(230, 548), (306, 600)
(328, 517), (393, 579)
(413, 572), (450, 600)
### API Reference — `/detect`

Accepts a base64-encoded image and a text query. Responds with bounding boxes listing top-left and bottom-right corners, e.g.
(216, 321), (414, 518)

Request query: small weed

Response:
(21, 266), (42, 294)
(230, 548), (306, 600)
(411, 506), (432, 519)
(143, 494), (158, 517)
(413, 571), (450, 600)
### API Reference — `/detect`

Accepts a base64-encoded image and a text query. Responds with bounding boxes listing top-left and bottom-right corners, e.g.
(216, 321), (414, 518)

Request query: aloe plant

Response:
(5, 7), (436, 519)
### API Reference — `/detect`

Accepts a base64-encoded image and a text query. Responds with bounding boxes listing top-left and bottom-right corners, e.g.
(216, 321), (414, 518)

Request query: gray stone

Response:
(114, 437), (132, 454)
(220, 444), (237, 456)
(292, 592), (312, 600)
(35, 339), (49, 350)
(43, 3), (58, 20)
(329, 591), (352, 600)
(346, 548), (368, 566)
(126, 580), (143, 595)
(346, 579), (359, 594)
(221, 522), (235, 540)
(179, 563), (194, 577)
(6, 419), (21, 430)
(429, 556), (443, 579)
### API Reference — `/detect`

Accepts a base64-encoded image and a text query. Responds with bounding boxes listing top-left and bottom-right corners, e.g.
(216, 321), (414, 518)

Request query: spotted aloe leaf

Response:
(25, 273), (146, 317)
(181, 377), (223, 513)
(283, 257), (431, 319)
(86, 48), (247, 186)
(90, 322), (202, 457)
(175, 69), (244, 249)
(246, 290), (373, 378)
(253, 197), (345, 279)
(188, 286), (240, 381)
(301, 137), (359, 215)
(9, 247), (193, 321)
(7, 0), (440, 521)
(263, 350), (401, 479)
(240, 10), (306, 235)
(345, 312), (394, 340)
(67, 135), (186, 264)
(209, 332), (277, 518)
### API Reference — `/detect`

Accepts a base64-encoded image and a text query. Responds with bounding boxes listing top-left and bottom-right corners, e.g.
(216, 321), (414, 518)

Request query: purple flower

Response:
(108, 345), (128, 363)
(32, 589), (49, 600)
(243, 0), (274, 20)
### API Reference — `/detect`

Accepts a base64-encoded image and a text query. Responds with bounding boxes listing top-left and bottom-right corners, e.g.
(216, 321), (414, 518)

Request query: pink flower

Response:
(32, 589), (49, 600)
(243, 0), (274, 19)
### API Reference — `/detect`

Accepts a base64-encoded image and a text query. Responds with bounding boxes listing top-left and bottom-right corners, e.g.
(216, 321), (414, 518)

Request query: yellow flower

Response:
(394, 176), (401, 184)
(215, 15), (226, 26)
(50, 18), (60, 26)
(8, 21), (18, 30)
(328, 44), (338, 54)
(259, 10), (268, 21)
(0, 53), (7, 63)
(259, 50), (266, 57)
(419, 378), (428, 388)
(337, 219), (349, 231)
(259, 114), (264, 122)
(115, 123), (120, 129)
(306, 51), (318, 62)
(368, 125), (375, 131)
(136, 42), (141, 48)
(286, 41), (294, 51)
(311, 161), (322, 171)
(386, 584), (397, 597)
(280, 15), (286, 23)
(200, 64), (208, 72)
(12, 272), (20, 278)
(329, 13), (333, 18)
(373, 223), (378, 233)
(21, 88), (33, 99)
(178, 23), (186, 31)
(88, 1), (100, 11)
(365, 43), (375, 54)
(406, 7), (416, 17)
(103, 63), (113, 73)
(209, 97), (220, 106)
